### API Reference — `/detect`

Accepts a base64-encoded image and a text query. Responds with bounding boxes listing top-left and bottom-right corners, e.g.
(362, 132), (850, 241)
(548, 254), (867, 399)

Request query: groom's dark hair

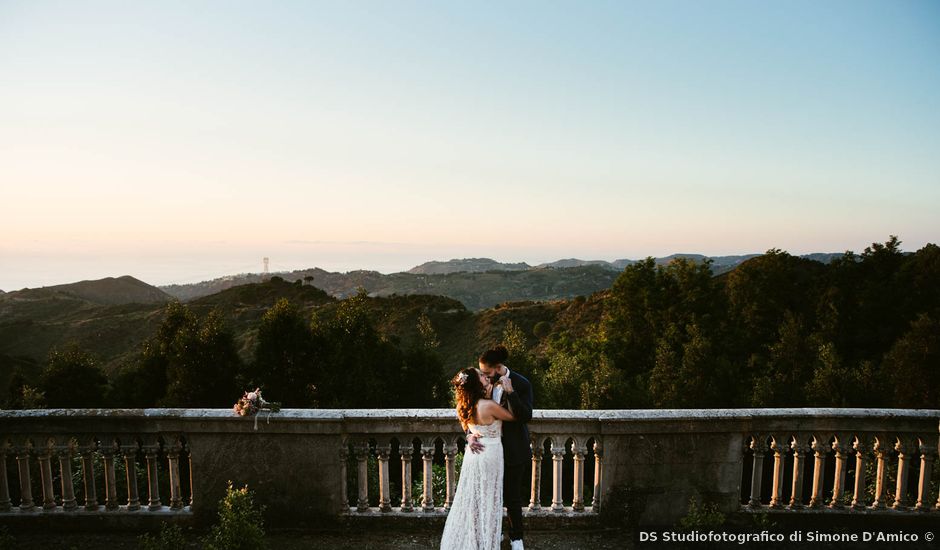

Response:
(479, 345), (509, 367)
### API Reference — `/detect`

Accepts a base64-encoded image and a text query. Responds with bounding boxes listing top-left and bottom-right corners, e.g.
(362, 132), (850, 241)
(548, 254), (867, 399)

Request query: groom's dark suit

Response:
(499, 369), (533, 543)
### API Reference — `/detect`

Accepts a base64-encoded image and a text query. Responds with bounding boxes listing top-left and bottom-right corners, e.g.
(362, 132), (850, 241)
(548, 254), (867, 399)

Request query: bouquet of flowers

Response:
(233, 388), (282, 430)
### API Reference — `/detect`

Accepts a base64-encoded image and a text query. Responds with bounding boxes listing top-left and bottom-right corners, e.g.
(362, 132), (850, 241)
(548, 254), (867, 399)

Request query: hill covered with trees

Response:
(3, 238), (937, 411)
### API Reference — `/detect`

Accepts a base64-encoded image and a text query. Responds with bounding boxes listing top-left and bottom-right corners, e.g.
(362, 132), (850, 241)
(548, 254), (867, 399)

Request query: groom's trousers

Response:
(504, 461), (527, 541)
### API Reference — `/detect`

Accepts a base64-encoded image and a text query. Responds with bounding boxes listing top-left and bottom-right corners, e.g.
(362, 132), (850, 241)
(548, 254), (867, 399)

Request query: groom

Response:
(472, 355), (533, 550)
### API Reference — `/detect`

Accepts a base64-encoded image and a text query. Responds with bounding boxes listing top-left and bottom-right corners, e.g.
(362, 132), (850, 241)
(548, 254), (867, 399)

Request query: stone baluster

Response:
(167, 437), (184, 510)
(101, 439), (119, 511)
(54, 437), (78, 511)
(142, 439), (162, 510)
(185, 439), (194, 509)
(339, 445), (349, 510)
(914, 441), (936, 511)
(808, 437), (828, 508)
(400, 443), (414, 512)
(79, 439), (99, 511)
(936, 477), (940, 511)
(354, 442), (370, 512)
(747, 437), (766, 507)
(421, 443), (435, 512)
(768, 438), (786, 508)
(0, 440), (11, 512)
(376, 444), (392, 512)
(121, 441), (141, 511)
(871, 439), (888, 509)
(16, 439), (35, 511)
(851, 438), (869, 509)
(893, 438), (911, 510)
(788, 438), (810, 509)
(528, 443), (543, 511)
(550, 442), (565, 512)
(572, 443), (587, 511)
(37, 439), (57, 510)
(592, 440), (603, 511)
(829, 439), (849, 508)
(444, 442), (457, 511)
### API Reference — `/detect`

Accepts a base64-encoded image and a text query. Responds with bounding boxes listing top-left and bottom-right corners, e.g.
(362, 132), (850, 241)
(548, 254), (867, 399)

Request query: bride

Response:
(439, 367), (515, 550)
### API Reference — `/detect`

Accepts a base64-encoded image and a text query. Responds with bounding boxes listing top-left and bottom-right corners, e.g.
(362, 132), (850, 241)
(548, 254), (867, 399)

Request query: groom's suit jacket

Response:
(499, 369), (533, 466)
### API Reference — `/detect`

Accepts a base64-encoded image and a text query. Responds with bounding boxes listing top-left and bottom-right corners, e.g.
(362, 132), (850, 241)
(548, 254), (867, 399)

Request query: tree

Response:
(601, 257), (725, 407)
(649, 320), (727, 408)
(883, 313), (940, 408)
(110, 301), (195, 407)
(310, 292), (402, 408)
(39, 346), (109, 408)
(251, 298), (318, 407)
(725, 249), (823, 353)
(162, 309), (242, 407)
(749, 312), (816, 407)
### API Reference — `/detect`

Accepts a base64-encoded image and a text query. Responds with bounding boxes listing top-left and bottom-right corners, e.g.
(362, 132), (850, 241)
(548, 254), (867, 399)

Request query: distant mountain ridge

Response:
(407, 258), (530, 274)
(158, 252), (845, 305)
(2, 275), (172, 306)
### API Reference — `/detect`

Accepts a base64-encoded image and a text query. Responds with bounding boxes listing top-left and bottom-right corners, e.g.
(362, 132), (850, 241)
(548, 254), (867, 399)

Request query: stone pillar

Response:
(528, 444), (543, 511)
(829, 440), (848, 508)
(551, 442), (565, 512)
(376, 444), (392, 513)
(592, 440), (604, 511)
(788, 439), (810, 509)
(121, 442), (141, 511)
(143, 440), (162, 510)
(893, 439), (910, 510)
(851, 439), (869, 509)
(55, 438), (78, 511)
(421, 443), (435, 512)
(185, 439), (194, 509)
(572, 443), (586, 511)
(748, 437), (766, 507)
(769, 438), (785, 508)
(354, 442), (370, 512)
(808, 438), (827, 508)
(871, 439), (887, 509)
(339, 445), (349, 511)
(443, 442), (457, 511)
(101, 440), (119, 511)
(400, 444), (414, 512)
(79, 441), (98, 511)
(0, 441), (11, 512)
(914, 443), (935, 511)
(37, 442), (57, 510)
(167, 438), (184, 510)
(16, 440), (34, 511)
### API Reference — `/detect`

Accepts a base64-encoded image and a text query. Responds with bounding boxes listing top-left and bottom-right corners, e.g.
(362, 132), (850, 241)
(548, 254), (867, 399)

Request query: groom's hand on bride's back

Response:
(467, 433), (485, 454)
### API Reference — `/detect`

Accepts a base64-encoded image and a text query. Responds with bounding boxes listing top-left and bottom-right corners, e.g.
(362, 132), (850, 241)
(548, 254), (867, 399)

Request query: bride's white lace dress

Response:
(439, 419), (503, 550)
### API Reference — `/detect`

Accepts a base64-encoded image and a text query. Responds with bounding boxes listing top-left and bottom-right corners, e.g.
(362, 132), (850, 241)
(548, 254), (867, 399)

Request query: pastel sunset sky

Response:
(1, 1), (938, 290)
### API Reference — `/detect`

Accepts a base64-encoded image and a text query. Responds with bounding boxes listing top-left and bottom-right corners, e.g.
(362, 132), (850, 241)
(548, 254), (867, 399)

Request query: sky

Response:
(1, 0), (938, 290)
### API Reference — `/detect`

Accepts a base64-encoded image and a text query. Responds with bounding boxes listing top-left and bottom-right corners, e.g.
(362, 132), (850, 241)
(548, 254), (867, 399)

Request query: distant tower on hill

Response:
(263, 257), (269, 280)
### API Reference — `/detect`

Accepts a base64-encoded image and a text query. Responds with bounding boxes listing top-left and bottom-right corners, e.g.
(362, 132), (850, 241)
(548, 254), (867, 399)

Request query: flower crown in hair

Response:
(457, 372), (469, 384)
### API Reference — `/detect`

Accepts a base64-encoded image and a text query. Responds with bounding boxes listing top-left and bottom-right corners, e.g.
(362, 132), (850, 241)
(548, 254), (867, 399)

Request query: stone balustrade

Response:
(0, 408), (937, 529)
(338, 410), (603, 516)
(741, 411), (940, 512)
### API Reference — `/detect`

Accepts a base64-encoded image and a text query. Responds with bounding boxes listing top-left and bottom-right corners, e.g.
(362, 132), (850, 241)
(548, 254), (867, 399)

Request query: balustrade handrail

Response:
(3, 406), (938, 420)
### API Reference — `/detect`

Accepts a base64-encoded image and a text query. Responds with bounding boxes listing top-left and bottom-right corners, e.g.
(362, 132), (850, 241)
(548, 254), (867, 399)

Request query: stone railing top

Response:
(1, 407), (938, 424)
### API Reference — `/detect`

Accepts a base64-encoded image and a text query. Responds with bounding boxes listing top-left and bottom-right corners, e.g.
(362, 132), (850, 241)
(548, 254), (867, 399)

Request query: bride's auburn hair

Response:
(453, 368), (485, 430)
